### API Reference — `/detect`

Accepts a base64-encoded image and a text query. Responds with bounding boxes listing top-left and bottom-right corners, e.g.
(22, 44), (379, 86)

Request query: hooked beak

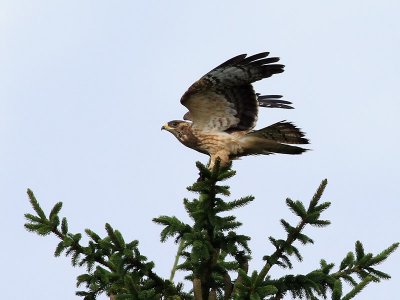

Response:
(161, 124), (172, 131)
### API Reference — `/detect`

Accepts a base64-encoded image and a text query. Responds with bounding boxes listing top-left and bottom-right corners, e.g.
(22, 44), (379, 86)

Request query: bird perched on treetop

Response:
(162, 52), (309, 169)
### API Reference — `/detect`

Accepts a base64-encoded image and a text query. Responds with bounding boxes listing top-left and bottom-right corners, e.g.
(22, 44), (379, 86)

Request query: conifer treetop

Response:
(25, 162), (399, 299)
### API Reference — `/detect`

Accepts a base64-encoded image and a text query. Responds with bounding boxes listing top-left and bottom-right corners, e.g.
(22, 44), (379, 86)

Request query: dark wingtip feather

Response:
(255, 57), (281, 65)
(212, 53), (248, 70)
(257, 94), (283, 99)
(257, 95), (294, 109)
(241, 52), (270, 64)
(259, 102), (294, 109)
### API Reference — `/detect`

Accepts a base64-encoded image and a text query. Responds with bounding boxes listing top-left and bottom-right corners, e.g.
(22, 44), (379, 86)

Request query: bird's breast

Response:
(193, 131), (243, 156)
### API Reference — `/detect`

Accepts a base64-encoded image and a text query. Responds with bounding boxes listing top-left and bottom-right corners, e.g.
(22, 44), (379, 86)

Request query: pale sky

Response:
(2, 1), (399, 299)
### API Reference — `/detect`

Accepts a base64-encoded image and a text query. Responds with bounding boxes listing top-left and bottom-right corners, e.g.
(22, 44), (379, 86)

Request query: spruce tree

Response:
(25, 161), (398, 299)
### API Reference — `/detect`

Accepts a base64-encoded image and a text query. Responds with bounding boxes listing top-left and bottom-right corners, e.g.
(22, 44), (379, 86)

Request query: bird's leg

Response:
(197, 154), (229, 182)
(209, 152), (229, 170)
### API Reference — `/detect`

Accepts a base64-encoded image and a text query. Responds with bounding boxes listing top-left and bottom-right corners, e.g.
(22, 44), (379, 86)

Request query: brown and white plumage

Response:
(162, 52), (309, 168)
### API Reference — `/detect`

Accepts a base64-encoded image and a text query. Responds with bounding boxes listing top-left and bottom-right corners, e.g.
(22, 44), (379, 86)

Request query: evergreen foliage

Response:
(25, 162), (398, 299)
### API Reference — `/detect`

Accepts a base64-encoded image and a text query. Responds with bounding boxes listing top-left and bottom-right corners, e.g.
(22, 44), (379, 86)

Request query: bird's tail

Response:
(249, 121), (309, 144)
(238, 121), (309, 156)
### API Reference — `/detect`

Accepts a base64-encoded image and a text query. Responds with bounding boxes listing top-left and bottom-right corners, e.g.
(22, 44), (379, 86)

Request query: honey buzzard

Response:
(162, 52), (309, 168)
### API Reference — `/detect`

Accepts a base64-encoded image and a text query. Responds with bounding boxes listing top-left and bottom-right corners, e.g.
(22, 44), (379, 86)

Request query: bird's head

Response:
(161, 120), (192, 142)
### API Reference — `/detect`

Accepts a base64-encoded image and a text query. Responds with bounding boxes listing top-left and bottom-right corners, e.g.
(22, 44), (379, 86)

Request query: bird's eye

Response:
(170, 121), (178, 127)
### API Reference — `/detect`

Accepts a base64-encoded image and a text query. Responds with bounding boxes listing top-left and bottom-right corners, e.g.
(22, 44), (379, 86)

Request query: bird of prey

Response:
(162, 52), (309, 168)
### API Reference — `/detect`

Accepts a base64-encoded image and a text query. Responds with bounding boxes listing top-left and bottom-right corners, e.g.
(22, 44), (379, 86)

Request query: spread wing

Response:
(180, 52), (284, 133)
(182, 94), (293, 121)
